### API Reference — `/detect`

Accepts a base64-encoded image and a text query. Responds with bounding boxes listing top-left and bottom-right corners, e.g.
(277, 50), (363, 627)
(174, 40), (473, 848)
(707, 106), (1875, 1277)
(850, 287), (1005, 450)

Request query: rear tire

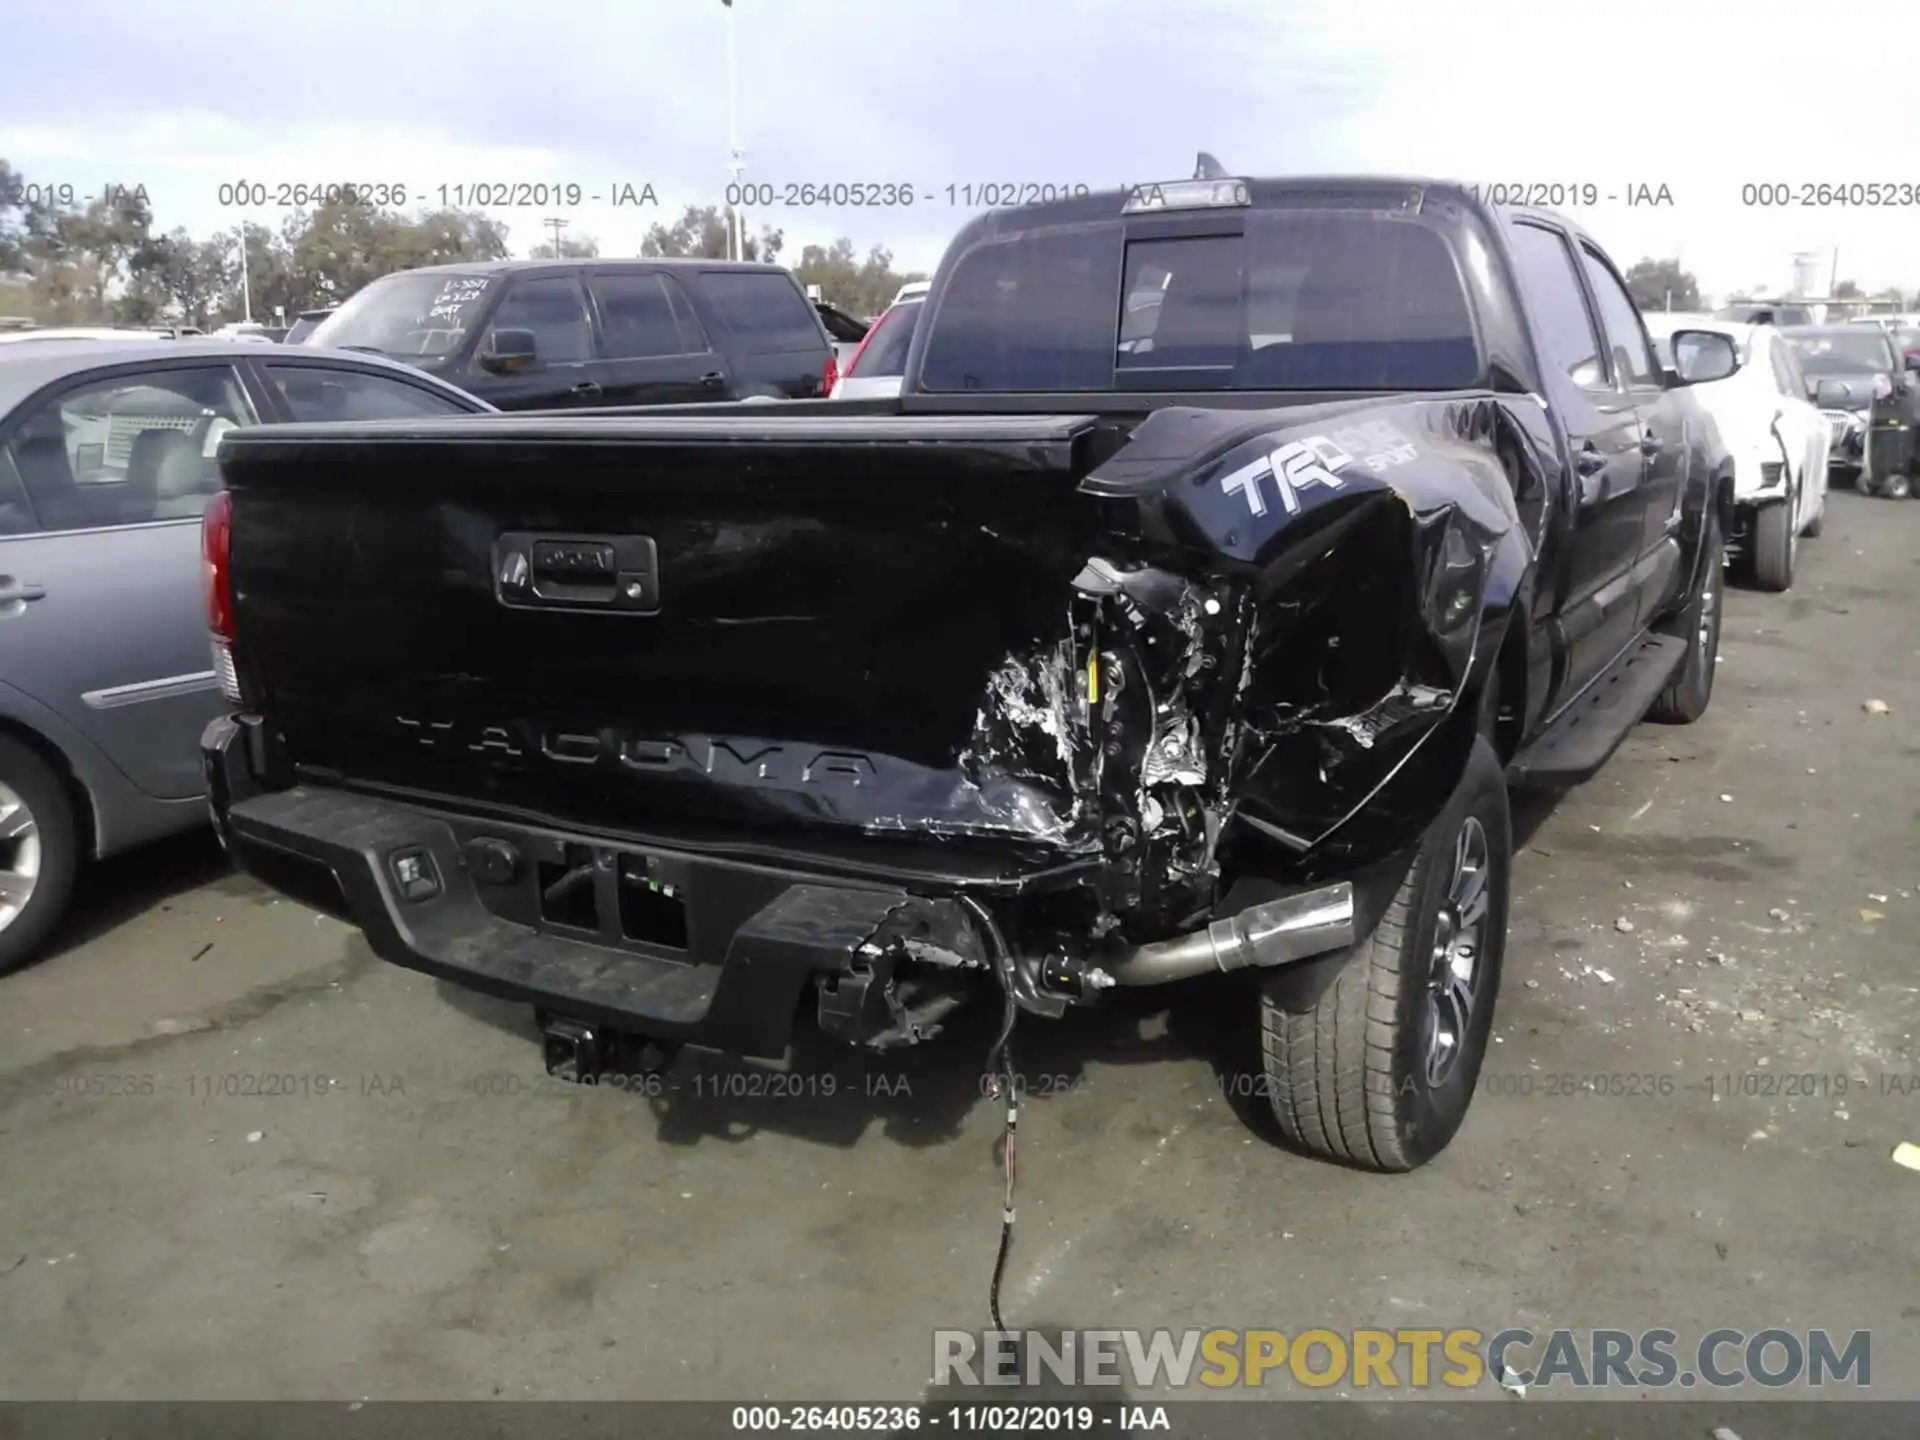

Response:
(1259, 736), (1511, 1172)
(1746, 494), (1795, 592)
(1647, 505), (1723, 724)
(1884, 472), (1914, 500)
(0, 734), (80, 977)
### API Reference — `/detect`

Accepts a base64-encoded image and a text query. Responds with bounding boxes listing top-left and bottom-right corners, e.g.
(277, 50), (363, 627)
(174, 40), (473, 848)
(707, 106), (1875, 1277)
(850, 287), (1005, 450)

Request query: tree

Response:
(390, 208), (511, 269)
(0, 162), (160, 323)
(641, 204), (783, 263)
(123, 227), (233, 328)
(529, 233), (601, 259)
(3, 156), (933, 329)
(276, 197), (508, 317)
(1623, 257), (1700, 313)
(1832, 278), (1862, 300)
(792, 237), (927, 318)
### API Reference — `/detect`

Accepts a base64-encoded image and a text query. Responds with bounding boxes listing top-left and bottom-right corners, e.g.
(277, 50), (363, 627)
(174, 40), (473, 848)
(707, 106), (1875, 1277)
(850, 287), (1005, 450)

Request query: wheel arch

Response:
(0, 714), (97, 861)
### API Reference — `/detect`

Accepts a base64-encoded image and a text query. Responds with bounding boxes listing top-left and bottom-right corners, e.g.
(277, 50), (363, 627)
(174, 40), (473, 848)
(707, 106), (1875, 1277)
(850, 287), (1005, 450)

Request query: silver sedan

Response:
(0, 338), (492, 973)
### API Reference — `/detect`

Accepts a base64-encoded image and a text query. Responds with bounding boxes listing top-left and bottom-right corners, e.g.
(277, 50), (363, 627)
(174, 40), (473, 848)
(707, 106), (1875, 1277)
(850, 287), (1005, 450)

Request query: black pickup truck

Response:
(202, 171), (1737, 1171)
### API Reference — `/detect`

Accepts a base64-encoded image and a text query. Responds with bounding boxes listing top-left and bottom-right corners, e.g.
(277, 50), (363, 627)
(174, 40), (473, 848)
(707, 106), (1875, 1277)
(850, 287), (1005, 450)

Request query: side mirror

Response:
(1813, 379), (1848, 407)
(1667, 329), (1739, 384)
(480, 328), (537, 374)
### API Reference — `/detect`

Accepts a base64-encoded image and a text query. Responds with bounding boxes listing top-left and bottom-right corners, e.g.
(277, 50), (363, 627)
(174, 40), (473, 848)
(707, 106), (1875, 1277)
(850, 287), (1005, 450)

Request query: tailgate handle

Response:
(495, 533), (659, 614)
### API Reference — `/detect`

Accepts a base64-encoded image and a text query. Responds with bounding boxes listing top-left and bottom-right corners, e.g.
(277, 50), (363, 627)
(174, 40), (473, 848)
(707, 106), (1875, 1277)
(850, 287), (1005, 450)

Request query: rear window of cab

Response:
(917, 211), (1480, 393)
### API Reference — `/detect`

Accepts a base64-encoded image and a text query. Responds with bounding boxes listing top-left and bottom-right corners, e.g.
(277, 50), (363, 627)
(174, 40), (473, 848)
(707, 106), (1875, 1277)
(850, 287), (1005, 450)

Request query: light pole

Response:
(543, 216), (569, 258)
(723, 0), (745, 261)
(237, 228), (252, 324)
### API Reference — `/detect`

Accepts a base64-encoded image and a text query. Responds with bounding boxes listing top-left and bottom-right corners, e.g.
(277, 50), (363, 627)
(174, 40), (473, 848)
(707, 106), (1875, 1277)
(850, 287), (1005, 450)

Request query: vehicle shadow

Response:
(435, 785), (1574, 1157)
(31, 826), (235, 967)
(437, 968), (1270, 1154)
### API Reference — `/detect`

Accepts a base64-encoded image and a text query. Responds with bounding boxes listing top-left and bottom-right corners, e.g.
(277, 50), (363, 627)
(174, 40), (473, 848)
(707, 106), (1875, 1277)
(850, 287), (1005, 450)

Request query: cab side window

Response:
(2, 366), (255, 530)
(1579, 248), (1659, 388)
(0, 447), (36, 535)
(266, 365), (476, 420)
(1768, 338), (1805, 398)
(1508, 223), (1605, 390)
(482, 276), (593, 366)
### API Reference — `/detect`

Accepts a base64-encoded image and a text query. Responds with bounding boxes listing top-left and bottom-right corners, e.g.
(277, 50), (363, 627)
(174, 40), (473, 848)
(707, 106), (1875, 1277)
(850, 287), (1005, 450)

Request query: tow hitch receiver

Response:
(541, 1014), (609, 1082)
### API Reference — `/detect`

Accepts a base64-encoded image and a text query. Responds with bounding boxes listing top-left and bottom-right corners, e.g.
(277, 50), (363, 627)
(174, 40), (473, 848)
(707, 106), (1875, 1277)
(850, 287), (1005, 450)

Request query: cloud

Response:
(6, 0), (1920, 294)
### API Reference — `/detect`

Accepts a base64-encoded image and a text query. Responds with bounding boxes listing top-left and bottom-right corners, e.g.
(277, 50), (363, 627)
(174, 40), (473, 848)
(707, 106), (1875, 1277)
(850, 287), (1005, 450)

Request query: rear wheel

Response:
(1884, 472), (1914, 500)
(1259, 736), (1511, 1172)
(1801, 485), (1825, 537)
(0, 734), (80, 976)
(1647, 505), (1723, 724)
(1745, 492), (1795, 592)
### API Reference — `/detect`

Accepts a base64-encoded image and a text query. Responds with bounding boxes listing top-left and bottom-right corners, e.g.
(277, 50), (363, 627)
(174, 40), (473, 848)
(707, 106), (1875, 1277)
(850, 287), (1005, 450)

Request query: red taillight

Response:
(822, 351), (840, 395)
(840, 322), (881, 386)
(204, 489), (234, 640)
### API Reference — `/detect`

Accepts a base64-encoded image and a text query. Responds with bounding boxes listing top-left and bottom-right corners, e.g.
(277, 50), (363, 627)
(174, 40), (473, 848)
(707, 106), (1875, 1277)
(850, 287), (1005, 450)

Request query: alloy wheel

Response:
(1424, 815), (1491, 1087)
(0, 779), (40, 934)
(1698, 559), (1719, 664)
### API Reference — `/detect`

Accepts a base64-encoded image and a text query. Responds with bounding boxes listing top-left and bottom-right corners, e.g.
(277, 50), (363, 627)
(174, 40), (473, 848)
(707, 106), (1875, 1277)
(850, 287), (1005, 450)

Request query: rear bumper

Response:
(202, 716), (1056, 1058)
(205, 713), (1363, 1057)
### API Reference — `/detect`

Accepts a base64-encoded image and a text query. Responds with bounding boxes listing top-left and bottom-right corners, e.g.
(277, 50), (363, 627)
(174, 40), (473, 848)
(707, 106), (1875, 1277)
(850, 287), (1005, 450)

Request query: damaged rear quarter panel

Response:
(1063, 395), (1535, 898)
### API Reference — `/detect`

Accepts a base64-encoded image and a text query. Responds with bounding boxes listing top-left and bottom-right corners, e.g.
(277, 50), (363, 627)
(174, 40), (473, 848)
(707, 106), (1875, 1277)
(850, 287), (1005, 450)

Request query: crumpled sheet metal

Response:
(934, 394), (1533, 876)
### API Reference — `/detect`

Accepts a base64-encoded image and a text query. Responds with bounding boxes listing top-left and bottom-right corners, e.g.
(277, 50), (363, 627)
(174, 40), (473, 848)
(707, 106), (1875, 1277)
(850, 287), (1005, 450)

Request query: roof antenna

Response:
(1193, 152), (1227, 180)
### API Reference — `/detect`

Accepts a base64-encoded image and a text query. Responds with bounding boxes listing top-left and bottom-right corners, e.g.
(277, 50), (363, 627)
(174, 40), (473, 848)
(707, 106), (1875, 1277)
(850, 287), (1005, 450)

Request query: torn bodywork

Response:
(943, 395), (1536, 1008)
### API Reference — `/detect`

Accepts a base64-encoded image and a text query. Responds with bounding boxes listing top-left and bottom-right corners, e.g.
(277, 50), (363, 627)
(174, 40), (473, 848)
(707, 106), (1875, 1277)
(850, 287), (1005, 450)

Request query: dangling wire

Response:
(962, 896), (1022, 1334)
(986, 984), (1019, 1333)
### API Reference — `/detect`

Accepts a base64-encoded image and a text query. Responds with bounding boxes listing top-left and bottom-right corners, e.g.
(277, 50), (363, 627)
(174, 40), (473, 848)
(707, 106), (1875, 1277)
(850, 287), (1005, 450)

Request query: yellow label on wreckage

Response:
(931, 1327), (1872, 1393)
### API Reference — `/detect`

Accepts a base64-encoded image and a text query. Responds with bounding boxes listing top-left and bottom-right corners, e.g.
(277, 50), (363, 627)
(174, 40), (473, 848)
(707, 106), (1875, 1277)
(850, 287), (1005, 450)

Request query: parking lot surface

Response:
(2, 490), (1916, 1403)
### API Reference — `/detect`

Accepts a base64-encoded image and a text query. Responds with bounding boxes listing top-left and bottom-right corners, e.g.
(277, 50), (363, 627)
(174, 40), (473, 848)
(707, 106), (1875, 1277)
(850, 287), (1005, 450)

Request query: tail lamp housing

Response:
(203, 490), (243, 704)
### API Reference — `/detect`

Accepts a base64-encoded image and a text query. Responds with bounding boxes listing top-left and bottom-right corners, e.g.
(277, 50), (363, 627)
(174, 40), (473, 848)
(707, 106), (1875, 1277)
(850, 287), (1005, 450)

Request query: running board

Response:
(1505, 634), (1689, 788)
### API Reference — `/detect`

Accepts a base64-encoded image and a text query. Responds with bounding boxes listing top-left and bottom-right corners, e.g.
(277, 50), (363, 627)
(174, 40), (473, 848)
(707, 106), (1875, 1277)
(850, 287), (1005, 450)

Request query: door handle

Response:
(1640, 434), (1664, 456)
(569, 380), (603, 397)
(1575, 447), (1609, 476)
(699, 372), (726, 388)
(0, 578), (46, 605)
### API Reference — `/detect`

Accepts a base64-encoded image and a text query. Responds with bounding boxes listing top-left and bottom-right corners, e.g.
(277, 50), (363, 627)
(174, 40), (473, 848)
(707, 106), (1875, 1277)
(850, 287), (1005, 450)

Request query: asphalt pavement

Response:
(2, 485), (1916, 1409)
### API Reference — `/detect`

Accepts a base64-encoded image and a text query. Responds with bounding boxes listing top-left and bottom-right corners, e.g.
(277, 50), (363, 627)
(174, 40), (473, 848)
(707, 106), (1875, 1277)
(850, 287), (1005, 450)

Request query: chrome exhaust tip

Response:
(1107, 881), (1356, 987)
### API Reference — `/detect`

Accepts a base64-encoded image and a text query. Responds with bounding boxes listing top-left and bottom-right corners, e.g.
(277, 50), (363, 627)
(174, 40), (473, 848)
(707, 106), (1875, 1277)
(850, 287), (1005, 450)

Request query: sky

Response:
(5, 0), (1920, 303)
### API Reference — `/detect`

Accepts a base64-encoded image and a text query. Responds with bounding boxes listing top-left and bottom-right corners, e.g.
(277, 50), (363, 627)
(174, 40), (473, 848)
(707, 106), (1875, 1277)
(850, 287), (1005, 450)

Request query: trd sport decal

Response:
(1218, 426), (1421, 517)
(1219, 436), (1353, 517)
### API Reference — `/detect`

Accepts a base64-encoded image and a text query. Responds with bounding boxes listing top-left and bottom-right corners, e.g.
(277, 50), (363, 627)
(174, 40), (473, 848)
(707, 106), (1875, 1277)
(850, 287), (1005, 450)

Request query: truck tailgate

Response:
(218, 412), (1116, 855)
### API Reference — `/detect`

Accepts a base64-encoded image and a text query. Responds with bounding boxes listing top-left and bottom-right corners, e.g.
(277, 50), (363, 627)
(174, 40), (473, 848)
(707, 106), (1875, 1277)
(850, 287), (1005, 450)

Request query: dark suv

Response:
(304, 260), (836, 410)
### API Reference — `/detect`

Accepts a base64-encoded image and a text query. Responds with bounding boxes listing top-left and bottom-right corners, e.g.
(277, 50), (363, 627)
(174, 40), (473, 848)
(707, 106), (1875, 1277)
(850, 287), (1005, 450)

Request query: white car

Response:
(829, 289), (926, 400)
(0, 327), (173, 345)
(1645, 314), (1828, 591)
(1846, 312), (1920, 331)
